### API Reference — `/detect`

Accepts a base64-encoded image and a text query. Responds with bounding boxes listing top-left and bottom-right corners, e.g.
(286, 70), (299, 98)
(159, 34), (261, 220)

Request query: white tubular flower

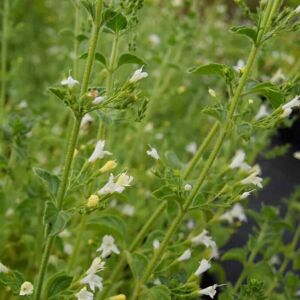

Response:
(98, 173), (132, 195)
(255, 104), (269, 120)
(195, 259), (211, 276)
(240, 190), (253, 200)
(88, 140), (112, 163)
(80, 274), (103, 292)
(86, 257), (105, 275)
(241, 171), (263, 188)
(149, 34), (161, 46)
(81, 114), (94, 128)
(293, 151), (300, 160)
(220, 204), (247, 224)
(184, 184), (192, 191)
(146, 146), (160, 160)
(281, 95), (300, 117)
(97, 235), (120, 258)
(191, 230), (219, 258)
(76, 287), (94, 300)
(129, 67), (148, 83)
(92, 96), (105, 105)
(185, 142), (197, 154)
(153, 239), (160, 249)
(120, 204), (135, 217)
(234, 59), (245, 72)
(199, 284), (219, 299)
(0, 262), (9, 273)
(178, 249), (192, 262)
(61, 75), (79, 88)
(19, 281), (34, 296)
(208, 88), (216, 98)
(229, 149), (249, 170)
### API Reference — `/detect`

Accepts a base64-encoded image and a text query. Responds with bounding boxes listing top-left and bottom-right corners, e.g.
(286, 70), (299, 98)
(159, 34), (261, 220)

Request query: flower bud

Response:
(86, 194), (99, 208)
(99, 160), (117, 173)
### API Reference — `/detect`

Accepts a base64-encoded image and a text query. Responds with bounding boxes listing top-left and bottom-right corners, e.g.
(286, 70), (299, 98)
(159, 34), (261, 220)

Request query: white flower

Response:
(121, 204), (135, 217)
(144, 122), (154, 132)
(64, 243), (73, 255)
(86, 257), (105, 275)
(76, 287), (94, 300)
(293, 151), (300, 160)
(153, 278), (161, 285)
(234, 59), (245, 72)
(98, 173), (133, 195)
(172, 0), (183, 7)
(18, 100), (28, 109)
(61, 75), (79, 88)
(195, 259), (211, 276)
(191, 230), (219, 258)
(187, 219), (195, 230)
(59, 229), (71, 239)
(220, 204), (247, 224)
(295, 5), (300, 14)
(281, 95), (300, 118)
(93, 96), (105, 105)
(97, 235), (120, 258)
(146, 146), (160, 160)
(185, 142), (197, 154)
(129, 67), (148, 83)
(255, 104), (269, 120)
(149, 34), (161, 46)
(0, 262), (9, 273)
(81, 274), (103, 292)
(241, 171), (263, 188)
(229, 150), (250, 171)
(153, 239), (160, 249)
(271, 69), (286, 83)
(208, 88), (216, 98)
(178, 249), (192, 262)
(19, 281), (34, 296)
(199, 284), (218, 299)
(240, 190), (252, 200)
(88, 140), (112, 163)
(184, 184), (192, 191)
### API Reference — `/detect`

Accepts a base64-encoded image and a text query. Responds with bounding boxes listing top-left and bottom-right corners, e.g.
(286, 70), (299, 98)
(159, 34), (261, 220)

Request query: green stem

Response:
(73, 0), (81, 79)
(34, 1), (104, 298)
(131, 2), (280, 298)
(183, 122), (219, 180)
(97, 31), (119, 139)
(98, 201), (167, 300)
(1, 0), (9, 114)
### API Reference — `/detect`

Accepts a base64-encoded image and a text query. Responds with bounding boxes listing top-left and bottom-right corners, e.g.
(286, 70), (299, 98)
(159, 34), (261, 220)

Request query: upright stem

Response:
(98, 201), (167, 300)
(1, 0), (9, 114)
(131, 1), (279, 297)
(73, 0), (81, 79)
(97, 31), (119, 139)
(183, 122), (219, 180)
(34, 1), (104, 299)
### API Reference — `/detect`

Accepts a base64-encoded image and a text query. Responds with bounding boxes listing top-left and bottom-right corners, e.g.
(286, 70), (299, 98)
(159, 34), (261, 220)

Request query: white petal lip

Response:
(199, 284), (218, 299)
(96, 235), (120, 258)
(282, 95), (300, 110)
(93, 96), (105, 105)
(178, 248), (192, 261)
(19, 281), (34, 296)
(229, 149), (246, 169)
(146, 146), (160, 160)
(195, 259), (211, 276)
(129, 67), (149, 83)
(88, 140), (112, 163)
(75, 287), (94, 300)
(61, 75), (79, 88)
(0, 262), (9, 273)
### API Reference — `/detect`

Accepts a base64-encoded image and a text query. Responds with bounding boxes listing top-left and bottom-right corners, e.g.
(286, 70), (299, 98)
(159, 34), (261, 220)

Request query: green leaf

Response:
(106, 12), (127, 33)
(79, 52), (107, 66)
(81, 0), (95, 21)
(43, 201), (58, 227)
(87, 214), (127, 239)
(48, 87), (67, 102)
(125, 252), (149, 280)
(117, 53), (146, 68)
(230, 26), (257, 43)
(222, 248), (247, 264)
(202, 104), (225, 122)
(188, 63), (235, 83)
(149, 285), (171, 300)
(245, 82), (285, 108)
(95, 52), (107, 66)
(50, 210), (73, 236)
(33, 167), (60, 198)
(46, 272), (73, 299)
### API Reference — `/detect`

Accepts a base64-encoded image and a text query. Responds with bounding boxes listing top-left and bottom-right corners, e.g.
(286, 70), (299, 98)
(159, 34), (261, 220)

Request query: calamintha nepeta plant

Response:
(0, 0), (300, 299)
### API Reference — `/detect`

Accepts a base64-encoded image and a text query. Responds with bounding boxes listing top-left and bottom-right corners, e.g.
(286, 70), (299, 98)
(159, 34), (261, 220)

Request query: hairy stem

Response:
(131, 1), (279, 297)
